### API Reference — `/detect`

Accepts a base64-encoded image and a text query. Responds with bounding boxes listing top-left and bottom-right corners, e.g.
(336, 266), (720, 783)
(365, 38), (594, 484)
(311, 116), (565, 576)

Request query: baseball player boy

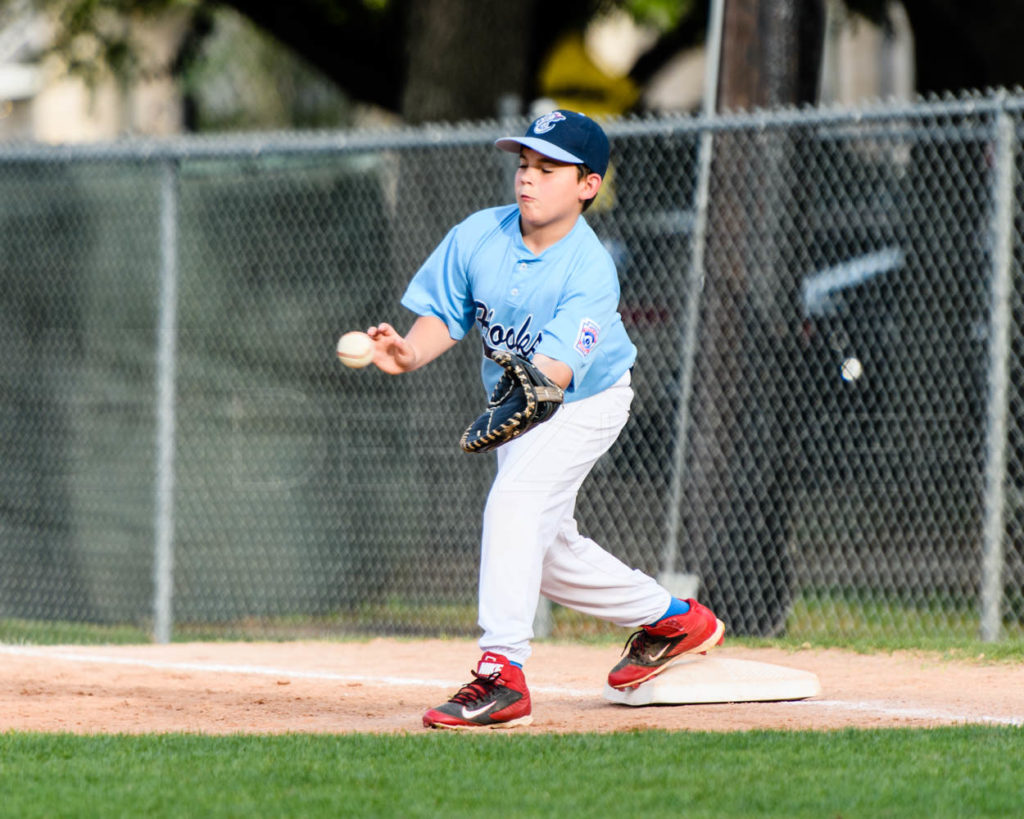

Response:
(366, 110), (725, 729)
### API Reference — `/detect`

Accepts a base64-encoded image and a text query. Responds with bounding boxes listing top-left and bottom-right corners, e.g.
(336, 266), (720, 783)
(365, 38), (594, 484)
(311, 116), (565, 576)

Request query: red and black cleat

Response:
(423, 652), (533, 729)
(607, 599), (725, 690)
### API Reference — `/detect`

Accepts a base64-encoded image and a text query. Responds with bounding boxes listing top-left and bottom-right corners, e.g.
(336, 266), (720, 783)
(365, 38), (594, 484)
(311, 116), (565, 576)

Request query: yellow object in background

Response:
(538, 32), (639, 117)
(537, 32), (635, 213)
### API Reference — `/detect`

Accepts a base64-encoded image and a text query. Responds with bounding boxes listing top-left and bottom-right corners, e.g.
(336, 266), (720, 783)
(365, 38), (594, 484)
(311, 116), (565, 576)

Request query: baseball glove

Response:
(460, 351), (564, 453)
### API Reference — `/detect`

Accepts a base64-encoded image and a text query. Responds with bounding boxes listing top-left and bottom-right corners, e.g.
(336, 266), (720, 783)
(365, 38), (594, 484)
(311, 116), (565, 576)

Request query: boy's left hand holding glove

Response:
(460, 351), (564, 453)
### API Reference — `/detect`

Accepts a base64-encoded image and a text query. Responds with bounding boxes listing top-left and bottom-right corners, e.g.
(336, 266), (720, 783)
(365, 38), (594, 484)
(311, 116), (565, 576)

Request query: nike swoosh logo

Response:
(647, 633), (689, 662)
(648, 644), (670, 661)
(461, 701), (499, 719)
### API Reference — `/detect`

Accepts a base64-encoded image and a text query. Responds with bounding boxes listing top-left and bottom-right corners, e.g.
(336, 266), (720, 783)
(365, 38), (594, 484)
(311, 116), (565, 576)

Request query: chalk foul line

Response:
(2, 644), (1021, 725)
(0, 644), (595, 698)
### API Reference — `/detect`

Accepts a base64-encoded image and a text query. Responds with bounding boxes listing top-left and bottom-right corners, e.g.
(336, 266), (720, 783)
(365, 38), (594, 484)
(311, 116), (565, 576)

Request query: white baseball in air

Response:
(840, 356), (863, 382)
(336, 331), (375, 369)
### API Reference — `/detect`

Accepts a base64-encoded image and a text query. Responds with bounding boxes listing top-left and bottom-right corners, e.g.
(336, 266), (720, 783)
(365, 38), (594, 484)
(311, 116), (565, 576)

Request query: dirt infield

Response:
(2, 639), (1022, 734)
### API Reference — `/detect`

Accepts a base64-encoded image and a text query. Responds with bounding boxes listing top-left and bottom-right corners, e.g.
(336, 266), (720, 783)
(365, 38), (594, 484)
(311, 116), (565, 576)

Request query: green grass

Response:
(0, 619), (150, 645)
(5, 582), (1024, 665)
(780, 592), (1024, 657)
(1, 728), (1021, 818)
(8, 586), (1024, 662)
(3, 605), (1022, 818)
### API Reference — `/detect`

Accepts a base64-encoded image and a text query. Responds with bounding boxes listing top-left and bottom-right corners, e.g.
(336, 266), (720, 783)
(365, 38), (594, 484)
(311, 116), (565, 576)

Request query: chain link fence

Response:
(2, 91), (1023, 645)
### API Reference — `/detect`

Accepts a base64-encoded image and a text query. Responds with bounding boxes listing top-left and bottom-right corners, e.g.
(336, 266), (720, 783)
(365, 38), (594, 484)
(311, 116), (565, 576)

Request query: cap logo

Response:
(532, 111), (566, 135)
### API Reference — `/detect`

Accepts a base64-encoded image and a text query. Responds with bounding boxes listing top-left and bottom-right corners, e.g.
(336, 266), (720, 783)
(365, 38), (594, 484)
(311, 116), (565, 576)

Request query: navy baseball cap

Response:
(495, 110), (609, 177)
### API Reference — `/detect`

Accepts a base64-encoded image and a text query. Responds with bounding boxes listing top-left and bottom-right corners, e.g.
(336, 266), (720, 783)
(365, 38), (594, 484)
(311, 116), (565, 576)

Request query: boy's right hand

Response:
(366, 323), (418, 374)
(366, 316), (457, 374)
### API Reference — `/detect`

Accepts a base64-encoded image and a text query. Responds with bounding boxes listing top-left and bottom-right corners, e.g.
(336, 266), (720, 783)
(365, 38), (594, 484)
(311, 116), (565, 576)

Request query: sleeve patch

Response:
(574, 319), (600, 357)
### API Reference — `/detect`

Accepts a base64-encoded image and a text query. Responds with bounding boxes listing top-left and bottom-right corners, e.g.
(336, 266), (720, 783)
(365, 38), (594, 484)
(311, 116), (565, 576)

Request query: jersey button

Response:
(517, 262), (528, 271)
(510, 288), (519, 296)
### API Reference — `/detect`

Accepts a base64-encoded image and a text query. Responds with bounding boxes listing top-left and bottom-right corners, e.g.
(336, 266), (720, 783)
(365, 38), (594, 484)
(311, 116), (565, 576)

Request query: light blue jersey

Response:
(402, 205), (637, 402)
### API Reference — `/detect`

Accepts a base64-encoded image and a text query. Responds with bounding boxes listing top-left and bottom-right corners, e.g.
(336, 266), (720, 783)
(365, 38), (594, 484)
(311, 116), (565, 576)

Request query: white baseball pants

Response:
(477, 371), (670, 665)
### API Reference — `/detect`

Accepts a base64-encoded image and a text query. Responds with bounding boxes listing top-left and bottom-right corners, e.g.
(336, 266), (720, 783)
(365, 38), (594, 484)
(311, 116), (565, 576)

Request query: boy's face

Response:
(515, 148), (601, 231)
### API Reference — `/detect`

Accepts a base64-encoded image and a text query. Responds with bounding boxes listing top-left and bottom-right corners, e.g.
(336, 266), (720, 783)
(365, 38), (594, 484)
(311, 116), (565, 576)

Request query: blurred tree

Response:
(717, 0), (825, 108)
(846, 0), (1024, 97)
(7, 0), (1024, 126)
(6, 0), (707, 124)
(185, 0), (712, 121)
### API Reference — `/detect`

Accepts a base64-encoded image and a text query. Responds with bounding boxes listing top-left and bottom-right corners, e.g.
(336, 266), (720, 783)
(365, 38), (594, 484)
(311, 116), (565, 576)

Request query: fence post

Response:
(153, 159), (180, 644)
(661, 0), (725, 587)
(980, 99), (1017, 643)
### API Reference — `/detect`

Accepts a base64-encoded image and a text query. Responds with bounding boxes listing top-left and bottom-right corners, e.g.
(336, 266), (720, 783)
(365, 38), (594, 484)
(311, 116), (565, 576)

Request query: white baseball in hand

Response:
(336, 331), (374, 369)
